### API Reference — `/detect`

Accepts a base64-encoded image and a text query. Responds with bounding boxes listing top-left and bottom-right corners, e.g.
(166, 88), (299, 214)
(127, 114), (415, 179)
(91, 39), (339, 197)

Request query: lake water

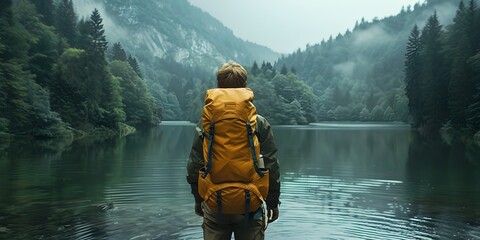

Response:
(1, 123), (480, 239)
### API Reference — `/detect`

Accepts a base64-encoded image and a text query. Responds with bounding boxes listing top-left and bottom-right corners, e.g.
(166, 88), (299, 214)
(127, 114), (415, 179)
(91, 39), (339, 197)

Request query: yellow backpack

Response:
(198, 88), (269, 218)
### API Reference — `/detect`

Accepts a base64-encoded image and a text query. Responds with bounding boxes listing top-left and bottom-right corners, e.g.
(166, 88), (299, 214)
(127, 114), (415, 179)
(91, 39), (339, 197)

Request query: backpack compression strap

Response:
(202, 122), (215, 178)
(245, 189), (251, 225)
(246, 122), (264, 177)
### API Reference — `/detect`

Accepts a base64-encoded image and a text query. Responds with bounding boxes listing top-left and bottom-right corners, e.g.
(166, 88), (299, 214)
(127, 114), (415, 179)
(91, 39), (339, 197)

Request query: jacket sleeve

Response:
(256, 115), (281, 209)
(186, 120), (204, 204)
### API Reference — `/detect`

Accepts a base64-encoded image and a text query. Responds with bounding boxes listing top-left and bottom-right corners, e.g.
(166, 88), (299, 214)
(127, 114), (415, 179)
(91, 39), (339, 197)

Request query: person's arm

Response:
(186, 121), (204, 215)
(256, 115), (281, 222)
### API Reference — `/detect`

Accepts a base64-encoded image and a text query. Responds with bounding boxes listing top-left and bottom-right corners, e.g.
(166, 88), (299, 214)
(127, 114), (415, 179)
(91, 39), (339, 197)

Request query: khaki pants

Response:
(202, 203), (265, 240)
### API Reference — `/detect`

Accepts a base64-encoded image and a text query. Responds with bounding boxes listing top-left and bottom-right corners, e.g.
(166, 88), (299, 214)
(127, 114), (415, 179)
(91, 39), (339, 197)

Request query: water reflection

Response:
(273, 126), (414, 239)
(405, 132), (480, 239)
(1, 125), (480, 239)
(0, 125), (201, 239)
(272, 126), (480, 239)
(275, 126), (411, 179)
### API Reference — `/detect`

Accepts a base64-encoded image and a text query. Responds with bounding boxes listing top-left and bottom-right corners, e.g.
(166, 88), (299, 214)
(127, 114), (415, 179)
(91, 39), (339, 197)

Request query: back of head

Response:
(217, 61), (247, 88)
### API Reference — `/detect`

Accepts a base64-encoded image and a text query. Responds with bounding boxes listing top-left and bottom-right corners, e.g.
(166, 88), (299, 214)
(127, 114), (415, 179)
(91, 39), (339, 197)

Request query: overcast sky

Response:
(188, 0), (423, 54)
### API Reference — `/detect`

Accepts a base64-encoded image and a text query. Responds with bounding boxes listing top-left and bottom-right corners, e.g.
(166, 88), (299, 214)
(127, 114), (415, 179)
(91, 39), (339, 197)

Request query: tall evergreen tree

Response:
(445, 1), (476, 127)
(467, 0), (480, 51)
(466, 53), (480, 130)
(405, 25), (423, 127)
(84, 9), (125, 128)
(128, 55), (142, 78)
(111, 42), (127, 62)
(251, 61), (260, 76)
(77, 18), (89, 49)
(291, 66), (297, 74)
(55, 8), (123, 129)
(466, 0), (479, 129)
(56, 0), (77, 45)
(31, 0), (55, 26)
(86, 9), (108, 58)
(280, 63), (288, 75)
(14, 0), (59, 88)
(419, 12), (447, 130)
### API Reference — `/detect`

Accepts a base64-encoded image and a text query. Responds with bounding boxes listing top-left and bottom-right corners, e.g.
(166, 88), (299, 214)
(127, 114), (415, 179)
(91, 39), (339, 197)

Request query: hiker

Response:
(186, 61), (281, 240)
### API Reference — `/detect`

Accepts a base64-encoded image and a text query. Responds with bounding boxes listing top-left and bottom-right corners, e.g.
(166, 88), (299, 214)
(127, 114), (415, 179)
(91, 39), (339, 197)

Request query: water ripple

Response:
(2, 125), (480, 239)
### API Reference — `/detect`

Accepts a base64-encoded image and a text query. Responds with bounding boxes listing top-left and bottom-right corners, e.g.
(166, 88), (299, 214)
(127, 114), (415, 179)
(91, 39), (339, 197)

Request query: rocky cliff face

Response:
(73, 0), (279, 71)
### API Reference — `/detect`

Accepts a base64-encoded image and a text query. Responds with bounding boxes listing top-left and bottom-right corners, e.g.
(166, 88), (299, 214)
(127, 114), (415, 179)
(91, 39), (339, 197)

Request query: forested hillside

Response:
(275, 0), (460, 123)
(0, 0), (156, 137)
(72, 0), (280, 121)
(0, 0), (281, 137)
(2, 0), (479, 138)
(405, 0), (480, 132)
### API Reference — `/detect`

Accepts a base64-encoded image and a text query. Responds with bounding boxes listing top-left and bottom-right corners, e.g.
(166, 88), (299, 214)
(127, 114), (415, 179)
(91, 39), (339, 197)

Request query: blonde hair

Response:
(217, 61), (247, 88)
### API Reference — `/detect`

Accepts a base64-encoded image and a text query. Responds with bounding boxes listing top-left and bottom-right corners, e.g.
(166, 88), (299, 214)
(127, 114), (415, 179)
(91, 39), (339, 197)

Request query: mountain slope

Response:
(73, 0), (279, 71)
(275, 0), (460, 121)
(72, 0), (280, 121)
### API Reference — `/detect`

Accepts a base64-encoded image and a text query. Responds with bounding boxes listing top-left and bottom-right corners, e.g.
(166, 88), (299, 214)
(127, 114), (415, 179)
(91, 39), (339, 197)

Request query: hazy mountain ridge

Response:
(279, 0), (458, 81)
(72, 0), (280, 71)
(273, 0), (459, 122)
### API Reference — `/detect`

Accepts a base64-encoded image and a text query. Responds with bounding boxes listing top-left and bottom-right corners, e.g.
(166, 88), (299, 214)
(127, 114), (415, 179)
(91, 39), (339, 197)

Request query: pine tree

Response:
(291, 66), (296, 75)
(56, 0), (77, 45)
(419, 12), (448, 130)
(128, 55), (142, 78)
(86, 9), (108, 58)
(467, 0), (480, 51)
(260, 61), (266, 72)
(59, 8), (124, 129)
(251, 61), (259, 76)
(404, 25), (423, 127)
(85, 9), (125, 128)
(15, 0), (59, 88)
(111, 42), (127, 62)
(77, 18), (89, 49)
(280, 63), (288, 75)
(445, 1), (476, 127)
(31, 0), (55, 26)
(466, 53), (480, 130)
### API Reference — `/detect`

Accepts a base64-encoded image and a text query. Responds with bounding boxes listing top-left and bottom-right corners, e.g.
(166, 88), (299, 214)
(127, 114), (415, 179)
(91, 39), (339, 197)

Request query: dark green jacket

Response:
(186, 114), (281, 209)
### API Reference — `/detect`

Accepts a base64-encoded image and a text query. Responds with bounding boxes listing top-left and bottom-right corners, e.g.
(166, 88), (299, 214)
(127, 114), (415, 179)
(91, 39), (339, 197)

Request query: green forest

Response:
(405, 1), (480, 132)
(0, 0), (157, 138)
(276, 0), (480, 133)
(1, 0), (480, 138)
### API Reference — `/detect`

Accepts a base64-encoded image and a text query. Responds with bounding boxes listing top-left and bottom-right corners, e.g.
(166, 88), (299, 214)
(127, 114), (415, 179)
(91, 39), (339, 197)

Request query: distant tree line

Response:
(274, 1), (445, 123)
(0, 0), (158, 138)
(245, 59), (401, 125)
(404, 0), (480, 132)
